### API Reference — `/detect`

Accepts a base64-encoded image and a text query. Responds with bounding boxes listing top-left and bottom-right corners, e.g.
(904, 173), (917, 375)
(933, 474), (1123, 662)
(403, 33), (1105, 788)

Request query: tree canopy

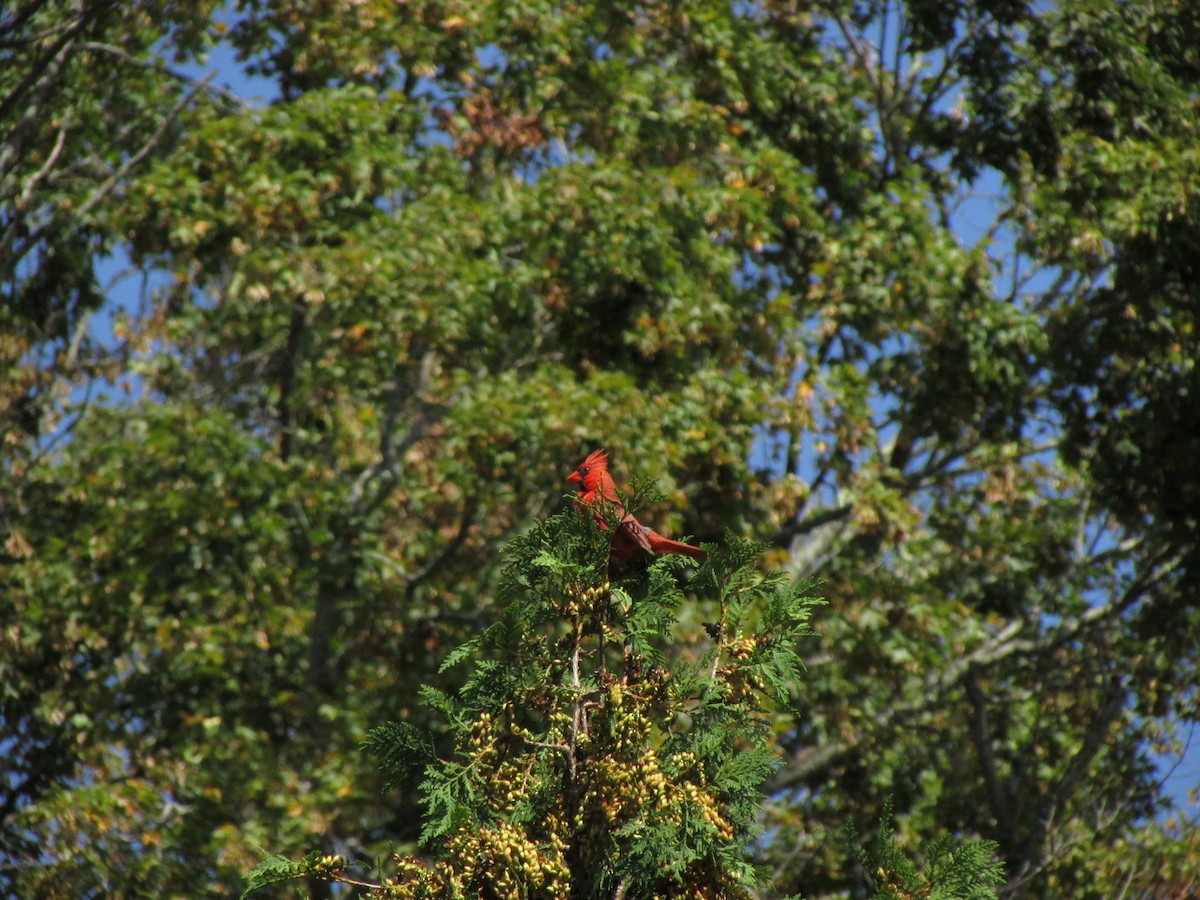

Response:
(3, 1), (1198, 897)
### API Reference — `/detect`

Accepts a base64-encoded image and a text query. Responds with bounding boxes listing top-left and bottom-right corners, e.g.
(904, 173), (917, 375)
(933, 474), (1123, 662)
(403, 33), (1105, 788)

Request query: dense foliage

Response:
(245, 504), (831, 897)
(3, 0), (1199, 897)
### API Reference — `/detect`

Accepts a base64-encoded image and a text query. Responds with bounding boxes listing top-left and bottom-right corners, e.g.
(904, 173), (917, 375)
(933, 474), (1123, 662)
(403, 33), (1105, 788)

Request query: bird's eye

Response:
(579, 467), (589, 477)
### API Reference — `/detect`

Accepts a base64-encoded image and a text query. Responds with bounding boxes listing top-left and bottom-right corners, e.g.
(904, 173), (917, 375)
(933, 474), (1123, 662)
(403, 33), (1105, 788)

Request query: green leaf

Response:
(240, 852), (306, 899)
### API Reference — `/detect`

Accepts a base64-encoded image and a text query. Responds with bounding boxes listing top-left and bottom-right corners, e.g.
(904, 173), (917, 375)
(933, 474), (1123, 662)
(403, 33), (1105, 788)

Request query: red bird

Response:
(567, 449), (706, 562)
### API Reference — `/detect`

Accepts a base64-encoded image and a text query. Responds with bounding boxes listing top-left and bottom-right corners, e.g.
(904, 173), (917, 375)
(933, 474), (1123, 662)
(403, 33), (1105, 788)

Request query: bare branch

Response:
(0, 0), (57, 43)
(14, 112), (68, 209)
(74, 71), (213, 223)
(769, 532), (1178, 795)
(7, 71), (214, 271)
(1044, 677), (1126, 828)
(77, 41), (249, 111)
(782, 504), (853, 580)
(0, 9), (84, 183)
(770, 502), (853, 548)
(965, 668), (1016, 847)
(0, 113), (70, 260)
(765, 616), (1031, 792)
(403, 499), (478, 603)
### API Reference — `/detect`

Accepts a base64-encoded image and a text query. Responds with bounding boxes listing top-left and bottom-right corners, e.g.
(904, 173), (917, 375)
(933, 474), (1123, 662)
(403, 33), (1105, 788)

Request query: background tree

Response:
(2, 0), (1198, 897)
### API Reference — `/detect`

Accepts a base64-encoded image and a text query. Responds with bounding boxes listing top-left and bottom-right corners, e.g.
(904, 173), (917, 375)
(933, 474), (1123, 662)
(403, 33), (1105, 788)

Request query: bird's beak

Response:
(566, 470), (581, 483)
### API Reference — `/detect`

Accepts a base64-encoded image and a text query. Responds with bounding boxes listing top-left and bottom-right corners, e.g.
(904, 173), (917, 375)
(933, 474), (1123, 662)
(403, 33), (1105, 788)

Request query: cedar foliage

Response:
(851, 800), (1005, 900)
(248, 494), (818, 897)
(245, 494), (999, 898)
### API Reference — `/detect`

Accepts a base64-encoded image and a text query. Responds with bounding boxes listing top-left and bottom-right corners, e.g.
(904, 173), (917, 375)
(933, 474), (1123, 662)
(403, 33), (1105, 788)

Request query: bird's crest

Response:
(567, 448), (609, 489)
(580, 448), (608, 473)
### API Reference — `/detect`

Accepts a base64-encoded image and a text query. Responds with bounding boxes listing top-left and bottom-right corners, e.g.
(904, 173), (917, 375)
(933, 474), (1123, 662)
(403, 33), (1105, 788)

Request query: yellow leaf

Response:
(4, 531), (33, 559)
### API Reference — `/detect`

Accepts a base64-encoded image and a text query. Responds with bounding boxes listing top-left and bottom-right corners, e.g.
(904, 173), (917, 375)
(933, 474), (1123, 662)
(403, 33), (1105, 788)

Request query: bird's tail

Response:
(645, 531), (707, 562)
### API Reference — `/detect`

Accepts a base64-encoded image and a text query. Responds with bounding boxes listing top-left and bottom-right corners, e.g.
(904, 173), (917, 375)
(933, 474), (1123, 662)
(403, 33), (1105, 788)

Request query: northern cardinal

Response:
(567, 448), (706, 562)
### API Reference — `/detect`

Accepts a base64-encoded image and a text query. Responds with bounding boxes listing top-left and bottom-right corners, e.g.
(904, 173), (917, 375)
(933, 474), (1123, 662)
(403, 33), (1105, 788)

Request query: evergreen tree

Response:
(248, 490), (817, 897)
(244, 493), (1000, 898)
